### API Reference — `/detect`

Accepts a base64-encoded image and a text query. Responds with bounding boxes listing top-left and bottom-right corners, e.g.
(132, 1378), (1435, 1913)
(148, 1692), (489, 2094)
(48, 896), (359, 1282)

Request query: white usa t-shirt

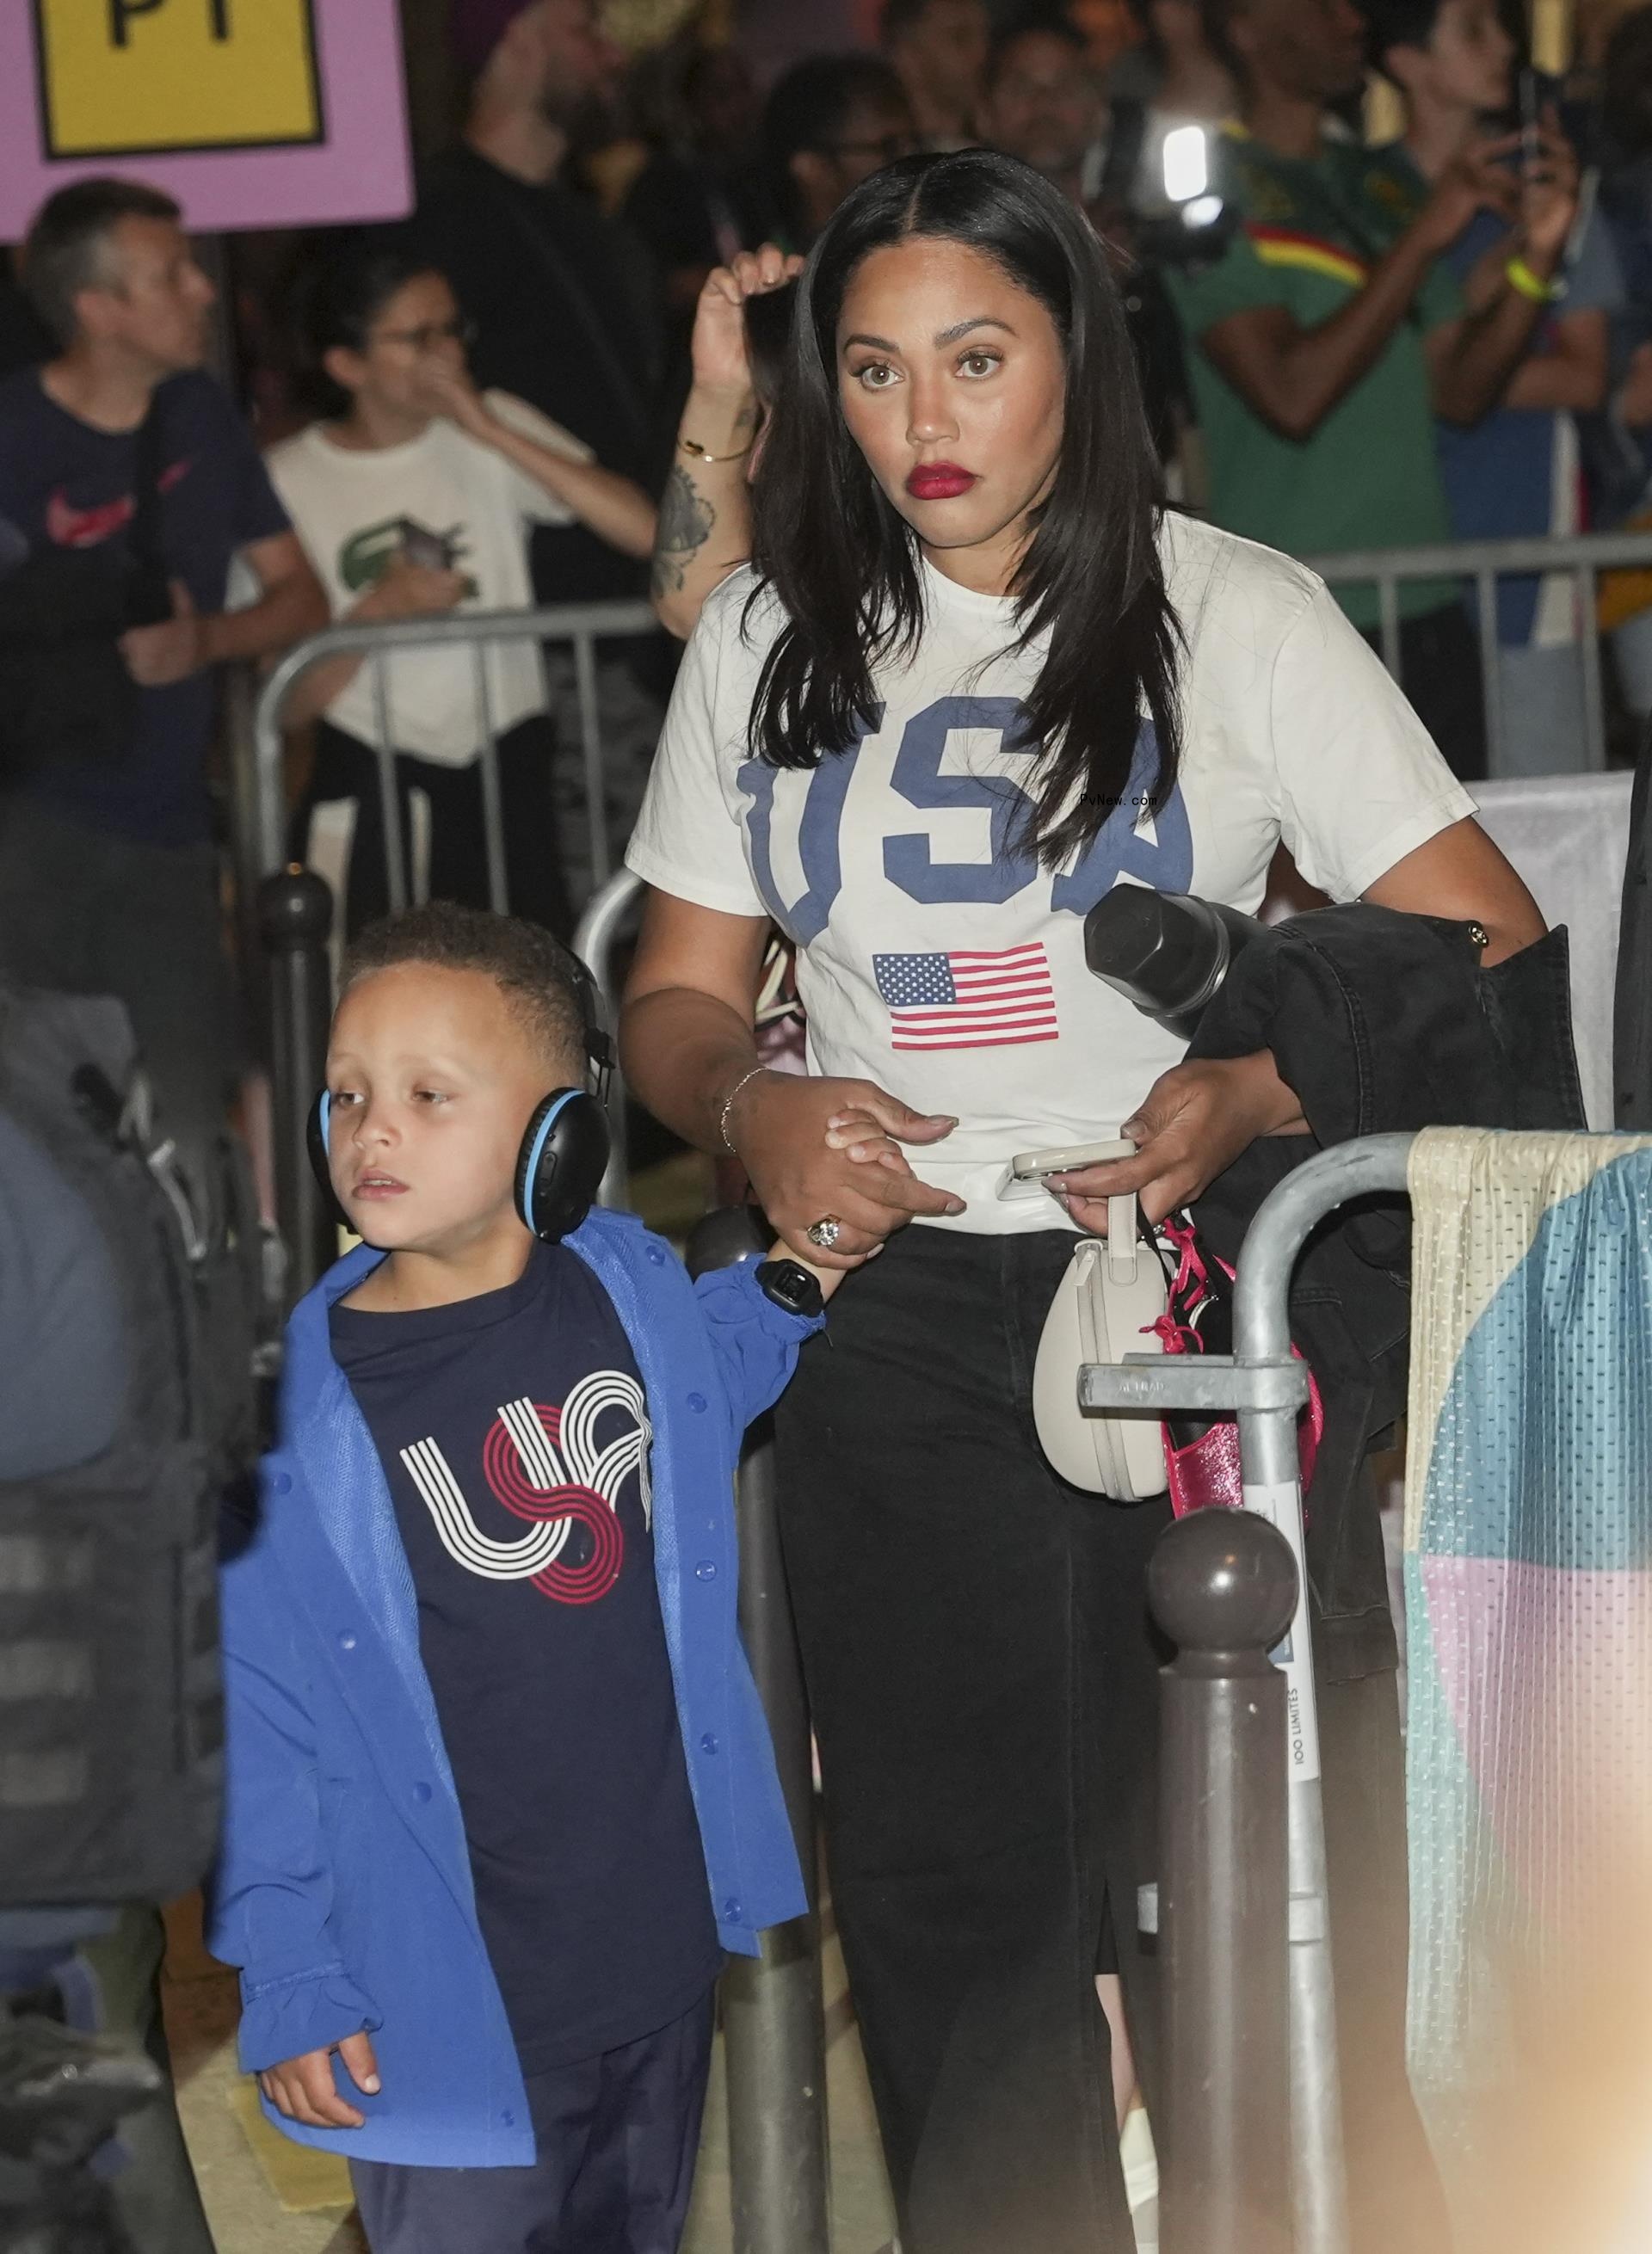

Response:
(626, 513), (1477, 1235)
(267, 393), (589, 767)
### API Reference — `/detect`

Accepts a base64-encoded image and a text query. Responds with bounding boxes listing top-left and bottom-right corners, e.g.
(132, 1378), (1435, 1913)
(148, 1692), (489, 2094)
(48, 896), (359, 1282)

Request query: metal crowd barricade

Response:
(574, 867), (647, 1210)
(1082, 1133), (1416, 2254)
(251, 600), (661, 907)
(1304, 528), (1652, 775)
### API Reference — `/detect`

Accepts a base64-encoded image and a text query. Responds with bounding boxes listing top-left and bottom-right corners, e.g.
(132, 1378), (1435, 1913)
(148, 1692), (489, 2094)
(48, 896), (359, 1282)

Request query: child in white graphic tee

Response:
(267, 231), (656, 937)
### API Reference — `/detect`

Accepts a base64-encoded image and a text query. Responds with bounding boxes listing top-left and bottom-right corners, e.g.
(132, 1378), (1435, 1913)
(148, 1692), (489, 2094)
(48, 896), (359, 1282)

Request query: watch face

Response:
(757, 1259), (823, 1316)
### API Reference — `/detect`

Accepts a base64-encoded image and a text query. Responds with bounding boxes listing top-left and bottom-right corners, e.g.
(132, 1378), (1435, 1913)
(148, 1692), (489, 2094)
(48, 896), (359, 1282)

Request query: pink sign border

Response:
(0, 0), (413, 243)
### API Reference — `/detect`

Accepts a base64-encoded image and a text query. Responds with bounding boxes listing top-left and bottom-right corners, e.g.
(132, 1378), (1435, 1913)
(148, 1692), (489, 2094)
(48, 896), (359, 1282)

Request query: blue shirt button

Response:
(337, 1632), (357, 1652)
(687, 1392), (706, 1413)
(724, 1897), (743, 1922)
(272, 1471), (292, 1493)
(695, 1561), (717, 1580)
(412, 1781), (432, 1803)
(502, 2109), (515, 2128)
(646, 1245), (665, 1266)
(700, 1734), (718, 1753)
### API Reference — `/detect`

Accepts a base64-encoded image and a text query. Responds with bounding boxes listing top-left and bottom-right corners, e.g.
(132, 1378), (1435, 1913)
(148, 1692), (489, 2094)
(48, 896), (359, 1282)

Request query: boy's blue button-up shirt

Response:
(209, 1210), (817, 2168)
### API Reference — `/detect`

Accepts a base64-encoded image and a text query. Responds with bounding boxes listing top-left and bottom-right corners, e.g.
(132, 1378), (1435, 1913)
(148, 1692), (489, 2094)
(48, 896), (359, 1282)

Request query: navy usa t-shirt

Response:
(0, 367), (290, 846)
(330, 1243), (721, 2072)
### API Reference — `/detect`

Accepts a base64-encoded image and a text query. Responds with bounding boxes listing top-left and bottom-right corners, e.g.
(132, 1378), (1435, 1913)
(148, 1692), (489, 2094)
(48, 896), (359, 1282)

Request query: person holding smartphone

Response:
(1168, 0), (1585, 781)
(269, 228), (656, 939)
(620, 148), (1544, 2254)
(1369, 0), (1618, 777)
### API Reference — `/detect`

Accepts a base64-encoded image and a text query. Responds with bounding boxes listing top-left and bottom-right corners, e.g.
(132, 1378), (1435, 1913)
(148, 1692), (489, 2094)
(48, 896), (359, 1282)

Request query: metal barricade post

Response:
(252, 601), (661, 908)
(573, 869), (644, 1210)
(256, 866), (336, 1304)
(1150, 1506), (1297, 2254)
(1081, 1132), (1415, 2254)
(687, 1210), (831, 2254)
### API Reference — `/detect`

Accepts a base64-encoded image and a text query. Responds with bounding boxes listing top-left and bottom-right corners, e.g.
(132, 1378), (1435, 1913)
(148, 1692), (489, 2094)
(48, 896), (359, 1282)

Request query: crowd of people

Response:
(0, 3), (1637, 2253)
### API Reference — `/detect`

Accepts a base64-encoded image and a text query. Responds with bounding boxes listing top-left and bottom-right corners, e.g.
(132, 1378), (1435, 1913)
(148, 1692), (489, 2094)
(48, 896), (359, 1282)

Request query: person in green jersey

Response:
(1169, 0), (1577, 778)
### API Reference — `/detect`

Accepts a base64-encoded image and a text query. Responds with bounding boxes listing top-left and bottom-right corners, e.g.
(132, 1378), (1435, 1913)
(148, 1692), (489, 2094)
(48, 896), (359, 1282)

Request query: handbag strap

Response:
(1106, 1193), (1139, 1283)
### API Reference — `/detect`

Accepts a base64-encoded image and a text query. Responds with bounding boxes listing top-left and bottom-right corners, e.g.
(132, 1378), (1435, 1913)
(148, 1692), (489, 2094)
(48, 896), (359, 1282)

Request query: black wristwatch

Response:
(754, 1258), (825, 1319)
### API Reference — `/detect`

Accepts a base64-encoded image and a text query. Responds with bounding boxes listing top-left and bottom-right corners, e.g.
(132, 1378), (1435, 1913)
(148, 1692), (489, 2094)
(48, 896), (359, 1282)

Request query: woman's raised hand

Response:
(691, 245), (804, 397)
(727, 1071), (963, 1266)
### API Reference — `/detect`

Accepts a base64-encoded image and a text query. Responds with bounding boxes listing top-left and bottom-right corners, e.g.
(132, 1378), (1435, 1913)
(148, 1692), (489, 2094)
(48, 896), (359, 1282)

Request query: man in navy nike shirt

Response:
(0, 178), (325, 1180)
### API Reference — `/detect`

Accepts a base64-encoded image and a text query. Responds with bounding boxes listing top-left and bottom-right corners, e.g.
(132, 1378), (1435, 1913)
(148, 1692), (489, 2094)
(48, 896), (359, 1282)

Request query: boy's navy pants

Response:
(349, 1990), (715, 2254)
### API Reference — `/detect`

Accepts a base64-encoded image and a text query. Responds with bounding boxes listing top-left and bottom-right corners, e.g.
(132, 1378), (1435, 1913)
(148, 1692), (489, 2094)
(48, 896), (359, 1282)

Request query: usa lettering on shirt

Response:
(626, 514), (1477, 1233)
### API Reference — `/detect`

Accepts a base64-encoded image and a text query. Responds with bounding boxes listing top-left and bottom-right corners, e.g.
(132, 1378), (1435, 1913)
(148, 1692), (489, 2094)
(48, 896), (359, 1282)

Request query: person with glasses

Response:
(268, 231), (656, 940)
(757, 55), (920, 253)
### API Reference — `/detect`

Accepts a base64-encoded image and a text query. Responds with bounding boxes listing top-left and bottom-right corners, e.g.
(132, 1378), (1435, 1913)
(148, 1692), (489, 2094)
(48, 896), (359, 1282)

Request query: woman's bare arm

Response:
(1360, 816), (1545, 960)
(620, 889), (771, 1150)
(650, 248), (802, 639)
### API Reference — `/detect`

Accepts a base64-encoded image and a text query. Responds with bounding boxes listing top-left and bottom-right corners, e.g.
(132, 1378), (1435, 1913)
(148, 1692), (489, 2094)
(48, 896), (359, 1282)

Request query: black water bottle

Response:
(1083, 889), (1264, 1043)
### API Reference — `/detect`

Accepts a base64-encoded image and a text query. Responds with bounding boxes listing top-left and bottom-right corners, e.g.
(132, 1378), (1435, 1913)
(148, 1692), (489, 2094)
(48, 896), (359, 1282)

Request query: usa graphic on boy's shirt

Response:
(398, 1368), (650, 1607)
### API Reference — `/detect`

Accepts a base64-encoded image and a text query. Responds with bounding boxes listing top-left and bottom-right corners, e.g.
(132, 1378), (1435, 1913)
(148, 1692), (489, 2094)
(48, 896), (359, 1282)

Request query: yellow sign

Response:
(34, 0), (324, 160)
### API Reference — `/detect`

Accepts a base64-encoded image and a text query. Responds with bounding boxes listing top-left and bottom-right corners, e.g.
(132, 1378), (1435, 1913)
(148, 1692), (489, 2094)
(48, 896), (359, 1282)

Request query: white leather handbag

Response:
(1032, 1190), (1170, 1503)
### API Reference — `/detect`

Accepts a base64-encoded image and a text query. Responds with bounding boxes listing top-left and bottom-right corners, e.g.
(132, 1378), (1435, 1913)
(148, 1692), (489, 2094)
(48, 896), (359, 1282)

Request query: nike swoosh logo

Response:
(46, 491), (134, 547)
(46, 458), (193, 547)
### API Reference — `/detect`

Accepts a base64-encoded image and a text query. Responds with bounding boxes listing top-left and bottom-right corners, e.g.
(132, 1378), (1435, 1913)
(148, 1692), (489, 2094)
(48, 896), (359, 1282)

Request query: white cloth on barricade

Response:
(1470, 771), (1631, 1130)
(1267, 773), (1631, 1128)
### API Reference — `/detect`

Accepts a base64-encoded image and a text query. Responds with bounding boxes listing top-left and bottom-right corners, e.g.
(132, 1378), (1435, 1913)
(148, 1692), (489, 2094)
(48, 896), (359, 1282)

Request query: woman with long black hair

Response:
(620, 149), (1542, 2253)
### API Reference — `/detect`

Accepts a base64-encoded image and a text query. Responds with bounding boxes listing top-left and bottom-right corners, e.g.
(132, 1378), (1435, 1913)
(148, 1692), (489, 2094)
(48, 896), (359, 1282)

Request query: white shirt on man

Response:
(626, 511), (1476, 1234)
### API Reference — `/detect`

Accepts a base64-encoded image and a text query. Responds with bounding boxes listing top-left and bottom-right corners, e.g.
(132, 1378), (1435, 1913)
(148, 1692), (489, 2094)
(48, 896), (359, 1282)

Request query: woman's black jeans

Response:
(774, 1222), (1169, 2254)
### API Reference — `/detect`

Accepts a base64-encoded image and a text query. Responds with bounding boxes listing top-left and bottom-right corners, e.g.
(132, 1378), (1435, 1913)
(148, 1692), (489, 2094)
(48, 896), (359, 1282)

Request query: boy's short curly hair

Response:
(341, 903), (589, 1075)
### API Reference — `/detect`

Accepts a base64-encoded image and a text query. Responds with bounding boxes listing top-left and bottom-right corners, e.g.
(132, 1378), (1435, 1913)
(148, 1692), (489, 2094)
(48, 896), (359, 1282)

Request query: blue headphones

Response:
(307, 941), (614, 1245)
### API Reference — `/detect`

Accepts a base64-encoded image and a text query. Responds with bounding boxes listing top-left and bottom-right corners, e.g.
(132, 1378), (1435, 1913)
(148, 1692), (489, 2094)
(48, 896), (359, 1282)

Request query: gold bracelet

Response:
(718, 1065), (769, 1155)
(1505, 255), (1562, 305)
(678, 434), (754, 464)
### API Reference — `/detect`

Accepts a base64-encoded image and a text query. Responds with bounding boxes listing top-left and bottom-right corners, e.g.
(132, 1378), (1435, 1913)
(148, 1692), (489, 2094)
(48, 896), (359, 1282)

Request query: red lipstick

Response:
(906, 462), (977, 500)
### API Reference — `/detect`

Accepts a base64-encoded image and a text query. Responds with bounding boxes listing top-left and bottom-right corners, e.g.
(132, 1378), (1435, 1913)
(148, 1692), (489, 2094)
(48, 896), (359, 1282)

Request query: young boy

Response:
(210, 903), (838, 2254)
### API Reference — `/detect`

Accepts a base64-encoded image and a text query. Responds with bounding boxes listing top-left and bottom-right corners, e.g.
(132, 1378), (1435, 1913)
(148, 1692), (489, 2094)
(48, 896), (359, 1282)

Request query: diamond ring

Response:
(805, 1215), (843, 1252)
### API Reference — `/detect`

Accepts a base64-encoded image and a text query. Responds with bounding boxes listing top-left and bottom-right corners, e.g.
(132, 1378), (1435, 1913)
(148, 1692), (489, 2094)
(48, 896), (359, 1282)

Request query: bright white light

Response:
(1180, 194), (1225, 231)
(1162, 124), (1209, 205)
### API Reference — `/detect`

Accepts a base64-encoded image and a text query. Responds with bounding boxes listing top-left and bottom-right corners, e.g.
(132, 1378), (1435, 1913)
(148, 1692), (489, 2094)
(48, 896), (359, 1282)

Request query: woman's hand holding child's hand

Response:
(261, 2029), (380, 2130)
(823, 1107), (913, 1174)
(724, 1073), (962, 1269)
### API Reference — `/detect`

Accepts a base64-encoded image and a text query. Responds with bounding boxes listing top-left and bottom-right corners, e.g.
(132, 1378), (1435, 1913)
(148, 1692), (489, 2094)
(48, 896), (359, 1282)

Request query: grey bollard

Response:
(686, 1209), (831, 2254)
(1150, 1507), (1298, 2254)
(257, 866), (336, 1304)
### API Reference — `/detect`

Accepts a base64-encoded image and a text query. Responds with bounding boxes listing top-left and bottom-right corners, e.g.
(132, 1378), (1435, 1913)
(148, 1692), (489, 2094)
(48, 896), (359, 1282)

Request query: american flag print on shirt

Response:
(872, 943), (1059, 1050)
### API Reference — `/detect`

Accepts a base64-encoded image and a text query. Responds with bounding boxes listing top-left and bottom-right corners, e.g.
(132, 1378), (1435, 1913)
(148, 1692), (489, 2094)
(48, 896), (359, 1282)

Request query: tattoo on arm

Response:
(651, 466), (716, 596)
